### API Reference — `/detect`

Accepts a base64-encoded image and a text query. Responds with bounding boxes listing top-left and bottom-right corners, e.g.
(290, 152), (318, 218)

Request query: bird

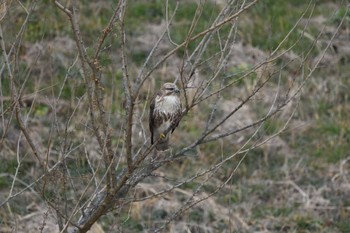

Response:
(149, 82), (182, 151)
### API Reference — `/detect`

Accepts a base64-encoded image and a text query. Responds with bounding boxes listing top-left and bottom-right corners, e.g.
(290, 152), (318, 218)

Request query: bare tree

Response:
(0, 0), (348, 232)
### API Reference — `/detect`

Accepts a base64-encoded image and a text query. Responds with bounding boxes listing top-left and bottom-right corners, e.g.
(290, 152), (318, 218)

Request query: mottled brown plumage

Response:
(149, 83), (182, 151)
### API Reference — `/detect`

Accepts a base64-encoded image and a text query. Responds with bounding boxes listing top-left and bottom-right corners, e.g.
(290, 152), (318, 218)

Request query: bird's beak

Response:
(175, 88), (180, 94)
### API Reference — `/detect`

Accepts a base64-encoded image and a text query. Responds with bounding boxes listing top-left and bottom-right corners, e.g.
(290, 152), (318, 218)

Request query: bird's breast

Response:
(155, 95), (180, 113)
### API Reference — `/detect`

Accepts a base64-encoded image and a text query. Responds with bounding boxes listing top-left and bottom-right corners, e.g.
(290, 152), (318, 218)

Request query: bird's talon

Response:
(160, 133), (166, 139)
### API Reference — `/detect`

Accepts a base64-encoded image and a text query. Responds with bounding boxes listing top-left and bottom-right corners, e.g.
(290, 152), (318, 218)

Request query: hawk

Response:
(149, 82), (182, 151)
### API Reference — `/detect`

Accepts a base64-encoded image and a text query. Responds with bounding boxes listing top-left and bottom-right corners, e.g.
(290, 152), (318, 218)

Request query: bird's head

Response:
(161, 82), (180, 96)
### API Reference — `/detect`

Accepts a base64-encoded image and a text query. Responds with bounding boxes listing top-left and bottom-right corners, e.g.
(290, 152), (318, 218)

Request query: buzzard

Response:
(149, 83), (182, 151)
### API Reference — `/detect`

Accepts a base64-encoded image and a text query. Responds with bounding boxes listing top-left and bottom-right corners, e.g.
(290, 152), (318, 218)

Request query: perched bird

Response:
(149, 82), (182, 151)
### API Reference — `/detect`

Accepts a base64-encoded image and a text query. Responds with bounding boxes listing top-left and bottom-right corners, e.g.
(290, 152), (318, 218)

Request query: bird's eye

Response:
(165, 88), (174, 91)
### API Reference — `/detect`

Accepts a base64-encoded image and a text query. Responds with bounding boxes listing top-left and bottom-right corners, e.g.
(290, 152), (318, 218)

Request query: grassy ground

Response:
(1, 0), (350, 232)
